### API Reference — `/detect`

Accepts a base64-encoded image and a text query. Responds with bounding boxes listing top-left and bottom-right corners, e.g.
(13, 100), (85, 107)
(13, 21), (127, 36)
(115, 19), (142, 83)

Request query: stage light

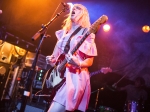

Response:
(142, 25), (149, 33)
(103, 24), (110, 32)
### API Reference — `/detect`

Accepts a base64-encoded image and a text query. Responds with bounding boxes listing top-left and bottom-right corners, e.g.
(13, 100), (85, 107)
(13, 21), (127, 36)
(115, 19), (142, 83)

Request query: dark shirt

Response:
(122, 84), (148, 101)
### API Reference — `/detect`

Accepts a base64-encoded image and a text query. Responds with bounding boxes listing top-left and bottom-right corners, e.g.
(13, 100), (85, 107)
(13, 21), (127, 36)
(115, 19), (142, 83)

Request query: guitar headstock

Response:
(101, 67), (112, 74)
(89, 15), (108, 34)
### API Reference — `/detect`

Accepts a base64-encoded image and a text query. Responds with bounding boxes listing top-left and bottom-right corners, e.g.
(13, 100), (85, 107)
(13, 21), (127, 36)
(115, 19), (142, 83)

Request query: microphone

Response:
(61, 2), (73, 11)
(0, 10), (2, 14)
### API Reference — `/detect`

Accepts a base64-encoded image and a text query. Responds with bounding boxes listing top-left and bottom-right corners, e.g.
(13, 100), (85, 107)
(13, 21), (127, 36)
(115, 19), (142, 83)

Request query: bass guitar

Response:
(42, 15), (108, 102)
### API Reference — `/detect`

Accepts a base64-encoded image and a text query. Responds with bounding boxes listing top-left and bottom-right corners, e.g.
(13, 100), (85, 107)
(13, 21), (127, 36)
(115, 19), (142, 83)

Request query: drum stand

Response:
(91, 88), (100, 112)
(94, 89), (100, 111)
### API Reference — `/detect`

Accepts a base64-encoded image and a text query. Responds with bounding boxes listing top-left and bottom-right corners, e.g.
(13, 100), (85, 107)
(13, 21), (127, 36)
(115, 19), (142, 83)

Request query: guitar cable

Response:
(34, 90), (51, 97)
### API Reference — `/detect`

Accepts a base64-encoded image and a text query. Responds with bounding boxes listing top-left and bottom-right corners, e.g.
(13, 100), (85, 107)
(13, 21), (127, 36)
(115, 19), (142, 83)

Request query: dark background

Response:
(1, 0), (150, 111)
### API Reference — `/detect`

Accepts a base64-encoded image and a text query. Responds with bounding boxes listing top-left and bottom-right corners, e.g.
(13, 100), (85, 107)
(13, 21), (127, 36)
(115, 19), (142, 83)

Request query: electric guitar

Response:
(41, 15), (108, 102)
(42, 67), (112, 102)
(45, 67), (112, 88)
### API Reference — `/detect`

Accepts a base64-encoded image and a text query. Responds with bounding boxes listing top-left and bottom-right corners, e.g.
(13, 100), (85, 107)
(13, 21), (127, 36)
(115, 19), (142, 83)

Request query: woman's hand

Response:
(65, 52), (80, 68)
(46, 55), (56, 66)
(65, 52), (94, 68)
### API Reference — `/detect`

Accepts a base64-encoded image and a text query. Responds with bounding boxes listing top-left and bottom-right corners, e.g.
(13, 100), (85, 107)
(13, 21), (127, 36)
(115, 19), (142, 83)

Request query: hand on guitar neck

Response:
(100, 67), (112, 74)
(65, 52), (81, 68)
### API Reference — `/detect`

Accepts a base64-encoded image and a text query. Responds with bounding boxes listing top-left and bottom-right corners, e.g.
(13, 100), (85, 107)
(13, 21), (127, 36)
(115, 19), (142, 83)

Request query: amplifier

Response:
(25, 52), (47, 70)
(0, 62), (11, 100)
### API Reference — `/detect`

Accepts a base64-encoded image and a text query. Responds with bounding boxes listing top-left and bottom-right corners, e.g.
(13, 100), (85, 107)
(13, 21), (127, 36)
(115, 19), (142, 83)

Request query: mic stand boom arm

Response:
(32, 6), (67, 41)
(19, 6), (68, 112)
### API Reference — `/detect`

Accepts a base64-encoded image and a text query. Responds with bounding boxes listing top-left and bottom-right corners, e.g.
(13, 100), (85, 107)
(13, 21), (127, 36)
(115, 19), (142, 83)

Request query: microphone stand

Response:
(94, 89), (100, 112)
(19, 6), (68, 112)
(112, 73), (129, 88)
(91, 88), (102, 112)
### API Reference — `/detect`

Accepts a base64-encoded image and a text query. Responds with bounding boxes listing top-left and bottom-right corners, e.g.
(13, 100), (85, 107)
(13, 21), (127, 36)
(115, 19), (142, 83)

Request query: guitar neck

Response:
(58, 58), (67, 72)
(71, 31), (90, 54)
(58, 30), (90, 73)
(90, 69), (102, 77)
(58, 15), (108, 75)
(90, 67), (112, 77)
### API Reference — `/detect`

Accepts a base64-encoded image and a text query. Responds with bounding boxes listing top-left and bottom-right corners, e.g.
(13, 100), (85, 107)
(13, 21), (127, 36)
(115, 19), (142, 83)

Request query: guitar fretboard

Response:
(58, 30), (90, 73)
(57, 15), (108, 75)
(71, 31), (89, 54)
(90, 70), (102, 77)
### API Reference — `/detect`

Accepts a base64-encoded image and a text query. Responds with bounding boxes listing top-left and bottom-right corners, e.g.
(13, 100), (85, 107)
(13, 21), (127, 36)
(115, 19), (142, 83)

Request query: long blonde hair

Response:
(62, 4), (91, 31)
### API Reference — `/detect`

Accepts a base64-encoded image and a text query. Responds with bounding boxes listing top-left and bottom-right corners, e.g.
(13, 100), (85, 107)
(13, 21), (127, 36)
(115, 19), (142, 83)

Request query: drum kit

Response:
(124, 100), (144, 112)
(88, 91), (144, 112)
(99, 106), (115, 112)
(94, 102), (143, 112)
(87, 72), (145, 112)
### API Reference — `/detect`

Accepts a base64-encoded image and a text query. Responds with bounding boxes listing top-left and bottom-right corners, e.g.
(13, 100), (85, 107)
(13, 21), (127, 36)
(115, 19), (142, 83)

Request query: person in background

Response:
(46, 3), (97, 112)
(119, 77), (148, 112)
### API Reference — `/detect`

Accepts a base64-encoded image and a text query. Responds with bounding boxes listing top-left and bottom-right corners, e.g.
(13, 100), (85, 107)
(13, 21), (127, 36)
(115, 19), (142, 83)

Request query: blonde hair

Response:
(62, 4), (91, 31)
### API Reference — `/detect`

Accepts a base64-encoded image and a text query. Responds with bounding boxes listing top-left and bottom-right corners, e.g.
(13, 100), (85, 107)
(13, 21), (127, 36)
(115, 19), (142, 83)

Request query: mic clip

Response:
(61, 2), (71, 11)
(112, 83), (117, 88)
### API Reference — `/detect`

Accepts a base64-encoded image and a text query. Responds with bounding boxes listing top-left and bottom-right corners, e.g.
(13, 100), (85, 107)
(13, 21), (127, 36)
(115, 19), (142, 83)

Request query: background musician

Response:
(118, 77), (148, 112)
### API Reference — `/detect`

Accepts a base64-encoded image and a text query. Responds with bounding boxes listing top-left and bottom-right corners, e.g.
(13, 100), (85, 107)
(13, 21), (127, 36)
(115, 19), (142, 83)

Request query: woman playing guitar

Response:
(45, 3), (108, 112)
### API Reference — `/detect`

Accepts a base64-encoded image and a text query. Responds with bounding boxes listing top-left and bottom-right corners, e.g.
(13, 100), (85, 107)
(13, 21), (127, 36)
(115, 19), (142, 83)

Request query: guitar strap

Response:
(63, 26), (83, 54)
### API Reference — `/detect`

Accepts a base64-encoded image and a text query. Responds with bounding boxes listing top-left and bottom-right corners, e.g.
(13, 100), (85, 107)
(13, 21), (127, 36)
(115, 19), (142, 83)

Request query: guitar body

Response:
(41, 53), (66, 102)
(49, 68), (63, 87)
(42, 69), (65, 102)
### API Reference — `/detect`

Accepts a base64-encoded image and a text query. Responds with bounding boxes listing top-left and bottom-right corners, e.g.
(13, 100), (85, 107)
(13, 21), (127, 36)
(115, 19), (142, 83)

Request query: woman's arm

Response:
(66, 51), (94, 68)
(79, 57), (94, 68)
(51, 42), (60, 59)
(46, 42), (60, 66)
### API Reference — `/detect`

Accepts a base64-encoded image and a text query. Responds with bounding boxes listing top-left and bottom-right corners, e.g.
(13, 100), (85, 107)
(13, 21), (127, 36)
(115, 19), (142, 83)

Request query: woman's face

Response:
(71, 5), (83, 23)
